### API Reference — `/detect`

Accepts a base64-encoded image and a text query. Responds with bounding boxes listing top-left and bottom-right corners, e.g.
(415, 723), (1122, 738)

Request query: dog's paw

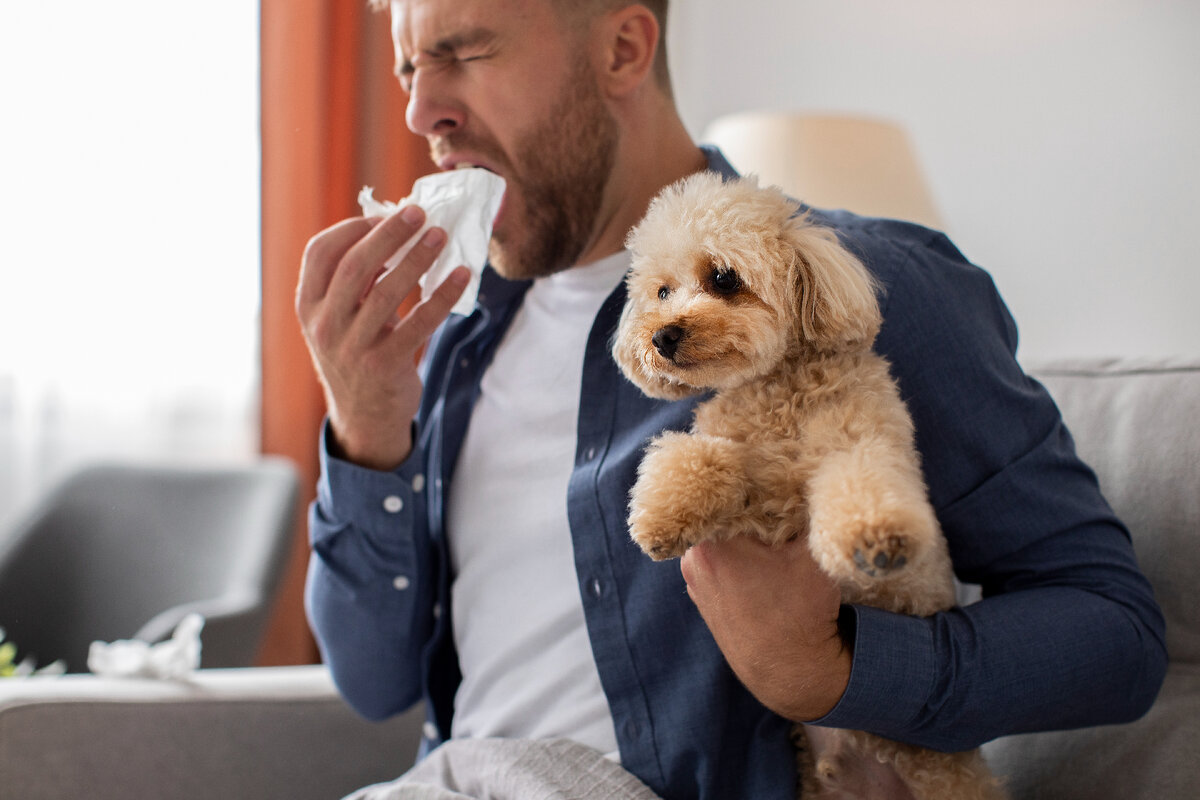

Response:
(809, 518), (924, 588)
(625, 431), (749, 560)
(629, 521), (692, 561)
(852, 532), (911, 577)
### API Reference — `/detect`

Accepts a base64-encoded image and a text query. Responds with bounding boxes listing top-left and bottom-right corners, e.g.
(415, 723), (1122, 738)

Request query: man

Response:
(297, 1), (1167, 798)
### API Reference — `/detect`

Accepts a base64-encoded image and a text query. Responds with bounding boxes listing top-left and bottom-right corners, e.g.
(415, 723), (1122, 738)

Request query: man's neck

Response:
(574, 107), (708, 267)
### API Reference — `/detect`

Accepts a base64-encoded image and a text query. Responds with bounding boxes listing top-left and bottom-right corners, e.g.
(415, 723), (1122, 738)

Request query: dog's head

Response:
(612, 172), (881, 399)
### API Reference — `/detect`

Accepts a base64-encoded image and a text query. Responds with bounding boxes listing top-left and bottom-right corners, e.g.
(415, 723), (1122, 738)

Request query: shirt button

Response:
(432, 603), (443, 619)
(412, 474), (426, 492)
(422, 721), (439, 740)
(382, 495), (404, 513)
(584, 447), (597, 461)
(392, 575), (411, 591)
(589, 578), (604, 598)
(460, 357), (471, 369)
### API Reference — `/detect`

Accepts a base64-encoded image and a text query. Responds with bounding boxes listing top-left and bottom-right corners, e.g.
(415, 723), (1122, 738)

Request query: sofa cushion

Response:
(984, 665), (1198, 799)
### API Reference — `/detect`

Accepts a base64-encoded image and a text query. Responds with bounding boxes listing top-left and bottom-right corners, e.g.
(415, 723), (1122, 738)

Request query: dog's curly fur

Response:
(612, 173), (1006, 800)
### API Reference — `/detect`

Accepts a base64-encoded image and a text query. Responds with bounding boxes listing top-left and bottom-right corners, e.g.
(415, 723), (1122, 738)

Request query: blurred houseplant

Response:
(0, 628), (65, 677)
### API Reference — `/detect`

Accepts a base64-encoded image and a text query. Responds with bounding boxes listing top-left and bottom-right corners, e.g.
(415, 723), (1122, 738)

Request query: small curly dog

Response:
(612, 172), (1005, 800)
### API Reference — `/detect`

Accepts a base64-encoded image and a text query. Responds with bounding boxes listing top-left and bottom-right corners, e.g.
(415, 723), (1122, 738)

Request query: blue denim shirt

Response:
(305, 148), (1166, 800)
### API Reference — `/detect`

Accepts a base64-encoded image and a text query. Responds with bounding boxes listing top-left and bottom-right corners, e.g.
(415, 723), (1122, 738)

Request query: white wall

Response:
(669, 0), (1200, 362)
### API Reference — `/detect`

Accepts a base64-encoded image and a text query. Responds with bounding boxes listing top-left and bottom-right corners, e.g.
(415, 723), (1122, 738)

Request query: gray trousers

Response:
(342, 738), (664, 800)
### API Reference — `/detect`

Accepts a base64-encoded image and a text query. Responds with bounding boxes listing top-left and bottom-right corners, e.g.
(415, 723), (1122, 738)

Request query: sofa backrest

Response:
(984, 358), (1199, 800)
(1031, 358), (1198, 665)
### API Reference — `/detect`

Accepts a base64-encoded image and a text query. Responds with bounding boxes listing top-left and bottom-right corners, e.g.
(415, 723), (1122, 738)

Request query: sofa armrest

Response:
(0, 665), (423, 800)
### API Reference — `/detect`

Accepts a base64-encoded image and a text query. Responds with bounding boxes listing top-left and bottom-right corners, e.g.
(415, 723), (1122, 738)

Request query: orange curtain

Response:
(257, 0), (435, 664)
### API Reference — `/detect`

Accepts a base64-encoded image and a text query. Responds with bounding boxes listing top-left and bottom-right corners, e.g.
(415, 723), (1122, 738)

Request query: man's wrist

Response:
(744, 615), (853, 723)
(327, 419), (414, 472)
(791, 632), (853, 722)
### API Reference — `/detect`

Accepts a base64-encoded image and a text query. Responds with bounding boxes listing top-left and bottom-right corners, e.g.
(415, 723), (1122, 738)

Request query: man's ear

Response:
(596, 5), (659, 98)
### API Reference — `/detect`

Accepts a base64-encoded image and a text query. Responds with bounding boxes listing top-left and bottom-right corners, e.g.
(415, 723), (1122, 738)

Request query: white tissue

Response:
(359, 168), (507, 316)
(87, 613), (204, 680)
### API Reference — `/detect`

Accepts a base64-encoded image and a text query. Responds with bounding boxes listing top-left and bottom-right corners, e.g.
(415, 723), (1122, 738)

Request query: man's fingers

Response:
(683, 536), (777, 580)
(349, 226), (454, 352)
(296, 216), (379, 315)
(392, 265), (471, 341)
(324, 205), (429, 323)
(682, 536), (812, 608)
(679, 541), (712, 592)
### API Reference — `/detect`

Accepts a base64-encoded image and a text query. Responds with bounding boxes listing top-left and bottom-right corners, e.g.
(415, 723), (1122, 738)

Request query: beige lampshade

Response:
(703, 111), (943, 229)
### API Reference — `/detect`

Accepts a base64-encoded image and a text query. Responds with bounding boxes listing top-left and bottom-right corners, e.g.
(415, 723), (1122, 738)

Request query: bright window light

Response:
(0, 2), (260, 517)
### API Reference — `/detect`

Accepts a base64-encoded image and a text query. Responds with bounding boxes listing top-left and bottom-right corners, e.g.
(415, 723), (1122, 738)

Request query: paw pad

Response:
(852, 539), (909, 577)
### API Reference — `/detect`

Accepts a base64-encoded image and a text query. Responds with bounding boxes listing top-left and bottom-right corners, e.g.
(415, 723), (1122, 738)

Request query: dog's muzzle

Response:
(652, 325), (684, 360)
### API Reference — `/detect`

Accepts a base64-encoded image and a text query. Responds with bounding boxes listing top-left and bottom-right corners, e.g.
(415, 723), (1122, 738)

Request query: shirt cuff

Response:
(314, 419), (429, 550)
(808, 604), (936, 736)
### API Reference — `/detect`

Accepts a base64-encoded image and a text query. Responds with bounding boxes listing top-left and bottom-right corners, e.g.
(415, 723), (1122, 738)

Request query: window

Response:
(0, 1), (260, 526)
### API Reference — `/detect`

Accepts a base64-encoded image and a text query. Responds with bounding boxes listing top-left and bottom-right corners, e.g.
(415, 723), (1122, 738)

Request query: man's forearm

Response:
(817, 578), (1166, 752)
(306, 424), (436, 721)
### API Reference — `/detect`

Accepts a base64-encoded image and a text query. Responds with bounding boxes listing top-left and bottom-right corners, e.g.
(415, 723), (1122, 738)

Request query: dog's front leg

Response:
(626, 431), (750, 560)
(804, 436), (954, 613)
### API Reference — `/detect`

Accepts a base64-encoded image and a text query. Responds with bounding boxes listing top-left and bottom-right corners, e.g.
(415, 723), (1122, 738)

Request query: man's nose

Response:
(405, 70), (465, 138)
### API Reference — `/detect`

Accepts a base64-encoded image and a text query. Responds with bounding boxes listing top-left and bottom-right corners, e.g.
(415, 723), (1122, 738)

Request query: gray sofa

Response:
(979, 358), (1198, 799)
(1, 358), (1195, 799)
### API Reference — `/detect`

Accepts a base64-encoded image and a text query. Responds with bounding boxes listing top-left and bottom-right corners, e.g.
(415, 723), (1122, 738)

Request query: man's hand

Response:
(680, 536), (852, 722)
(295, 205), (468, 471)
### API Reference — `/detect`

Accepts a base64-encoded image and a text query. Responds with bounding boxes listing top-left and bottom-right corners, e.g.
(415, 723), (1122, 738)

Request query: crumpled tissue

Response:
(359, 168), (507, 316)
(87, 613), (204, 680)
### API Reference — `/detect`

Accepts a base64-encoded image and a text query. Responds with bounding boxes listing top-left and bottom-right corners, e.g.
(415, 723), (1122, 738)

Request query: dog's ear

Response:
(784, 217), (882, 352)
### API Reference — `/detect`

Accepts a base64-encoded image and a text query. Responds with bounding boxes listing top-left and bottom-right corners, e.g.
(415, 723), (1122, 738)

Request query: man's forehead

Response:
(390, 0), (542, 54)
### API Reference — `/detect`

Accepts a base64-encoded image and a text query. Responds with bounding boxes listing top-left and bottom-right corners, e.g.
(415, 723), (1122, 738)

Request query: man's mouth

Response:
(436, 157), (509, 233)
(452, 163), (507, 232)
(439, 155), (496, 173)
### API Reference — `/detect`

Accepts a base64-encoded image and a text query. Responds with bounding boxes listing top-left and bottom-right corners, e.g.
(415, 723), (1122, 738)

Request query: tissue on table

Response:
(87, 613), (204, 680)
(359, 168), (506, 316)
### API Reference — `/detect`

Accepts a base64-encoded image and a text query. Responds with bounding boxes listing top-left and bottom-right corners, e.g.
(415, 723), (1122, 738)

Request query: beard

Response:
(492, 60), (618, 279)
(431, 56), (619, 281)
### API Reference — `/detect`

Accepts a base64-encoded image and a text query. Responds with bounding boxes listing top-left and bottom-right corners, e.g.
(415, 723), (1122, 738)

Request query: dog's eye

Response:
(658, 286), (671, 300)
(711, 267), (741, 296)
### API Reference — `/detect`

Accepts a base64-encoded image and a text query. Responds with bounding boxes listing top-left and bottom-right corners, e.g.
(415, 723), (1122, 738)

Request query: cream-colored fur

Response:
(612, 173), (1006, 800)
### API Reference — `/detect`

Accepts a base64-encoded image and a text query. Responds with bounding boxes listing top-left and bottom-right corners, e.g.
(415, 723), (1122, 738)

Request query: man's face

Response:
(392, 0), (618, 280)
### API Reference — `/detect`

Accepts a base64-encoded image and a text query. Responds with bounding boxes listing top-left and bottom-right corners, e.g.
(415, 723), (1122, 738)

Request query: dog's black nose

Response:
(652, 325), (684, 360)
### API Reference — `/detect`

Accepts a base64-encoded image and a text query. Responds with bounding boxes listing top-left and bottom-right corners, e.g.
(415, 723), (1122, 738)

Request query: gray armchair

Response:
(0, 360), (1196, 799)
(0, 458), (301, 672)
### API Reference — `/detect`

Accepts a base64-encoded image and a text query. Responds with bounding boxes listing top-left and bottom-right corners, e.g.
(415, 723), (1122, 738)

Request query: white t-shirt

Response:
(446, 251), (631, 757)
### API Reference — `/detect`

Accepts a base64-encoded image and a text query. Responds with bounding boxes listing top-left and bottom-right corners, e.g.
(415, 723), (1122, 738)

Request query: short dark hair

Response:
(371, 1), (672, 95)
(554, 1), (671, 94)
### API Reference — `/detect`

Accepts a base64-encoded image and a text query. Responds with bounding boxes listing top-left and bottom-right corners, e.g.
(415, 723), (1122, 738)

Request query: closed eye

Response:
(396, 62), (415, 93)
(395, 27), (499, 92)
